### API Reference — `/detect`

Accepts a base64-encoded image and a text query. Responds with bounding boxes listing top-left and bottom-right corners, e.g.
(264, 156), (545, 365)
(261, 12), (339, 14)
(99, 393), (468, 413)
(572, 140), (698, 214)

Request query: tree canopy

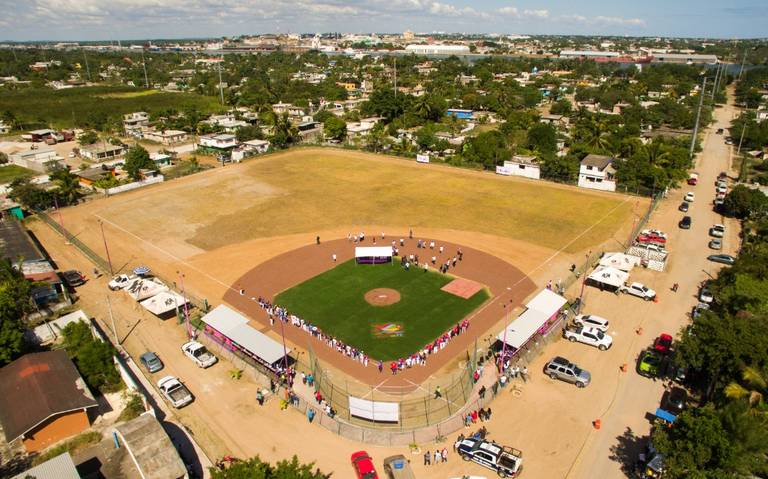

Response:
(210, 455), (328, 479)
(123, 145), (156, 181)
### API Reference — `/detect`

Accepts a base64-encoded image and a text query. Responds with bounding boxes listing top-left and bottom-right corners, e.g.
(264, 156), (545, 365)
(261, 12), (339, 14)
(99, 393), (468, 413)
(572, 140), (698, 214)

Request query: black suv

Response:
(679, 216), (692, 229)
(61, 270), (86, 287)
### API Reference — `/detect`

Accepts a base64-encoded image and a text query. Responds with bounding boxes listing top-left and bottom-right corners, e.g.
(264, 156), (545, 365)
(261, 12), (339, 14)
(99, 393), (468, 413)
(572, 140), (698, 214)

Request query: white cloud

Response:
(558, 12), (645, 28)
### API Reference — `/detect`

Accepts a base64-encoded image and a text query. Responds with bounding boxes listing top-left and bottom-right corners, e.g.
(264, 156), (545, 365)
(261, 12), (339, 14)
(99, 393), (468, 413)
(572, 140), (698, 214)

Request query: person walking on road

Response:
(434, 385), (442, 399)
(424, 450), (431, 466)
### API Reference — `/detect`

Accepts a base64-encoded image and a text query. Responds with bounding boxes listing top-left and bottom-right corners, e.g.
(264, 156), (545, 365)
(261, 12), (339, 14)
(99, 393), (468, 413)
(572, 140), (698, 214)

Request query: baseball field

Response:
(274, 259), (489, 360)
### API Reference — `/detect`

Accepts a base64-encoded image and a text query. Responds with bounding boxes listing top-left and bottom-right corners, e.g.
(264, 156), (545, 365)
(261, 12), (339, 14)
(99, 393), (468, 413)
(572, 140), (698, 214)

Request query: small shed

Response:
(113, 413), (188, 479)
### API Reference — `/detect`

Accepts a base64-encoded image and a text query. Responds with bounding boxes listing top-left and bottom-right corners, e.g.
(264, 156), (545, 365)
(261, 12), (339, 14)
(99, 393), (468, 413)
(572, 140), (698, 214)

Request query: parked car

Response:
(640, 229), (668, 239)
(157, 376), (193, 408)
(663, 387), (688, 413)
(692, 301), (710, 319)
(684, 192), (695, 202)
(678, 202), (689, 212)
(638, 351), (662, 377)
(709, 239), (722, 250)
(687, 173), (699, 185)
(544, 356), (591, 388)
(637, 243), (668, 254)
(382, 455), (415, 479)
(619, 282), (657, 301)
(351, 451), (379, 479)
(653, 334), (673, 354)
(139, 351), (164, 373)
(108, 274), (136, 290)
(725, 137), (734, 145)
(636, 233), (667, 244)
(716, 128), (724, 135)
(455, 437), (523, 477)
(716, 185), (727, 195)
(181, 341), (217, 368)
(708, 254), (736, 265)
(564, 326), (613, 351)
(709, 224), (725, 237)
(716, 180), (727, 189)
(61, 270), (86, 287)
(699, 286), (714, 303)
(573, 314), (609, 332)
(679, 216), (692, 229)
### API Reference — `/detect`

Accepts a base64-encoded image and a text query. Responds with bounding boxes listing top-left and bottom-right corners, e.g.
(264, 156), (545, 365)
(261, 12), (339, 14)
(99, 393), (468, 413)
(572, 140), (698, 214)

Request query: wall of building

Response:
(22, 410), (90, 452)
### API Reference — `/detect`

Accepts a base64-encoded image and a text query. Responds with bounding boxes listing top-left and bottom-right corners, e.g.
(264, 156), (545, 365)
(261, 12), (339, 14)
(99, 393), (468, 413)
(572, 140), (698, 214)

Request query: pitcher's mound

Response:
(365, 288), (401, 306)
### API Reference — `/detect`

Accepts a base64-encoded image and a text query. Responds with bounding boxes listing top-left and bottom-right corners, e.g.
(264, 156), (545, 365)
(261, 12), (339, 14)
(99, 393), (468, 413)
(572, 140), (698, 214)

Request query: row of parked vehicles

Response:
(138, 340), (218, 409)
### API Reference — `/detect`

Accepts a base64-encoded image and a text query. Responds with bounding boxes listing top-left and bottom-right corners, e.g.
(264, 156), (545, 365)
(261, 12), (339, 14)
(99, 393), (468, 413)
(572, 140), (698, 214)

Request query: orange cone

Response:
(593, 419), (601, 429)
(620, 363), (628, 372)
(636, 327), (644, 335)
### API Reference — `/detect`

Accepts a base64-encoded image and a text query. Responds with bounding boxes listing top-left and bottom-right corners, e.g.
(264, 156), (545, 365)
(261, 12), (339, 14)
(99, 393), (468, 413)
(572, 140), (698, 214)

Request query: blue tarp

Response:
(655, 408), (677, 424)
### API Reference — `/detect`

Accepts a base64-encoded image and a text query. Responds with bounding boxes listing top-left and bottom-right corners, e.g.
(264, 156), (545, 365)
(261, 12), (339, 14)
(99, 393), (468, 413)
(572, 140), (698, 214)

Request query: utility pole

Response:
(217, 58), (225, 105)
(711, 63), (720, 101)
(393, 57), (397, 98)
(106, 295), (119, 345)
(738, 49), (747, 81)
(689, 77), (707, 161)
(737, 111), (749, 181)
(83, 50), (91, 82)
(140, 50), (149, 88)
(99, 220), (114, 276)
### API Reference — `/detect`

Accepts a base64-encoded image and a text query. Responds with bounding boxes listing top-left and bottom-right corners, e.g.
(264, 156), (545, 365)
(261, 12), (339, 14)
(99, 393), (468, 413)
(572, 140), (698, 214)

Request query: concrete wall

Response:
(22, 410), (90, 452)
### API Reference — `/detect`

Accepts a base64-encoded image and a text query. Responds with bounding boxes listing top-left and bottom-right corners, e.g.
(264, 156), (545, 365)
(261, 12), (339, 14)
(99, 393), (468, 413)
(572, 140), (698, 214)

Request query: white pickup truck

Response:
(108, 274), (137, 291)
(181, 341), (217, 368)
(619, 282), (657, 301)
(157, 376), (193, 408)
(564, 326), (613, 351)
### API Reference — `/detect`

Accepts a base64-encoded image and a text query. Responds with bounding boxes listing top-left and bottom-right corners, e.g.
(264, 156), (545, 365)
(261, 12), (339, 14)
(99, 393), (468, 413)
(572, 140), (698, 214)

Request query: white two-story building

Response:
(578, 154), (617, 192)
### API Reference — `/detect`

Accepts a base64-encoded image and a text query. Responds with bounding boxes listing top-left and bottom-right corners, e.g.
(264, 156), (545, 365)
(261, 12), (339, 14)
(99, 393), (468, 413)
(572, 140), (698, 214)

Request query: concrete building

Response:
(559, 50), (620, 59)
(8, 148), (61, 172)
(113, 413), (188, 479)
(232, 139), (270, 161)
(199, 133), (238, 150)
(0, 350), (98, 452)
(578, 154), (617, 192)
(495, 155), (541, 180)
(80, 144), (125, 162)
(123, 111), (149, 134)
(405, 44), (470, 55)
(651, 53), (718, 65)
(143, 129), (189, 145)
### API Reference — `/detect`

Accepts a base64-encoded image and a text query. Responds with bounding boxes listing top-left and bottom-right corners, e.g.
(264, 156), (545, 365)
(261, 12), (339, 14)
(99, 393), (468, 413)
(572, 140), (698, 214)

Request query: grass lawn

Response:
(0, 164), (34, 184)
(275, 259), (489, 360)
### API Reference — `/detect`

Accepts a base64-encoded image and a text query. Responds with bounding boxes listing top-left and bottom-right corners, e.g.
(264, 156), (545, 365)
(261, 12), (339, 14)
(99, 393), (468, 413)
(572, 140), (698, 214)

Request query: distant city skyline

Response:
(0, 0), (766, 42)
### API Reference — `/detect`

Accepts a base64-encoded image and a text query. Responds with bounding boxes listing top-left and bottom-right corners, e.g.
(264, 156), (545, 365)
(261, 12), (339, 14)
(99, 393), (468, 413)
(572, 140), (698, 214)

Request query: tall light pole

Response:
(99, 220), (114, 275)
(689, 77), (707, 161)
(177, 271), (192, 339)
(578, 250), (592, 312)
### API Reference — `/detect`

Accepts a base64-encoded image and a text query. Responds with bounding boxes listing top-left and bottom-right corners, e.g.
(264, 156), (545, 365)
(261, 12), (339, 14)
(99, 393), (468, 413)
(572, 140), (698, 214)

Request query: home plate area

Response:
(441, 278), (484, 299)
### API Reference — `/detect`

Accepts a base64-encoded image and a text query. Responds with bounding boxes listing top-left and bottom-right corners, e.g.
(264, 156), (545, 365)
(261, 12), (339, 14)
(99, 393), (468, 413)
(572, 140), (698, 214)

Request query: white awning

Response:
(139, 291), (188, 316)
(599, 252), (641, 272)
(497, 289), (567, 349)
(201, 305), (290, 365)
(588, 266), (630, 288)
(349, 396), (399, 422)
(355, 246), (393, 258)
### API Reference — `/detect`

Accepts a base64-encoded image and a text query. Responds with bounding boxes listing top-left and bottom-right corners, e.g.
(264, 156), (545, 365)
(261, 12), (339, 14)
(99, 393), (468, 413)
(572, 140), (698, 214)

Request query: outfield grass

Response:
(0, 164), (34, 184)
(275, 260), (489, 360)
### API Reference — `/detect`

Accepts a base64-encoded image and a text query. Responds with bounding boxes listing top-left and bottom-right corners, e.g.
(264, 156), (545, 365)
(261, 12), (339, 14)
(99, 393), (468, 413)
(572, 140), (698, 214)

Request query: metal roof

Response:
(11, 452), (80, 479)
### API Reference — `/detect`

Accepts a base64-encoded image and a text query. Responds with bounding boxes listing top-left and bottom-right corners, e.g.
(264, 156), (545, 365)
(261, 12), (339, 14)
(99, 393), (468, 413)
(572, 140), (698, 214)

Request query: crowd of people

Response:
(423, 448), (449, 466)
(256, 296), (472, 372)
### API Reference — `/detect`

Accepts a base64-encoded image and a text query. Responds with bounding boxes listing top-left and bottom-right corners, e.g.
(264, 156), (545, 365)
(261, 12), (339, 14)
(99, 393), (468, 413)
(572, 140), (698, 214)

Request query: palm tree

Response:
(637, 141), (671, 166)
(725, 366), (768, 415)
(52, 170), (82, 206)
(413, 95), (434, 121)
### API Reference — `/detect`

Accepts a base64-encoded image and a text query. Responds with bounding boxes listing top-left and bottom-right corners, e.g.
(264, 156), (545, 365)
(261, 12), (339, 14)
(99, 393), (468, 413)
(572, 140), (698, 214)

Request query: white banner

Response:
(349, 396), (399, 422)
(416, 154), (430, 164)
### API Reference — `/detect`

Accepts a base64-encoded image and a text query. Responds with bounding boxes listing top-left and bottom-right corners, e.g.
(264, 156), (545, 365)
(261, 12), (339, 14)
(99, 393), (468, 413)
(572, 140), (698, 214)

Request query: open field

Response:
(0, 86), (223, 129)
(0, 164), (34, 184)
(275, 259), (489, 360)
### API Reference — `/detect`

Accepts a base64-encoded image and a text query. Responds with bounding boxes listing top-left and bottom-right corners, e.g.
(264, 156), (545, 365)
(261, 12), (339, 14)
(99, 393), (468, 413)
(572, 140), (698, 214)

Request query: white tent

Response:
(125, 278), (169, 301)
(139, 291), (188, 316)
(497, 289), (567, 349)
(201, 305), (290, 366)
(599, 252), (641, 272)
(587, 266), (630, 289)
(354, 246), (393, 258)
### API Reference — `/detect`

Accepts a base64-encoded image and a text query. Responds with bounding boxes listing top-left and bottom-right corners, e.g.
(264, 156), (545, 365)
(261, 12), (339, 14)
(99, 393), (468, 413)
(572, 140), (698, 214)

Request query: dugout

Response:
(355, 246), (393, 265)
(201, 305), (291, 371)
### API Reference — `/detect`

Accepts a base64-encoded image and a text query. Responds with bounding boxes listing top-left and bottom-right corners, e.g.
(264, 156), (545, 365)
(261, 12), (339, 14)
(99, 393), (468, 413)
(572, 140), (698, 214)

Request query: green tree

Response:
(724, 185), (768, 219)
(549, 100), (572, 116)
(462, 130), (508, 170)
(62, 322), (121, 392)
(77, 131), (99, 146)
(210, 455), (328, 479)
(50, 168), (82, 206)
(234, 125), (264, 142)
(0, 259), (31, 365)
(526, 123), (557, 155)
(123, 145), (155, 181)
(323, 116), (347, 141)
(8, 177), (54, 210)
(0, 152), (8, 165)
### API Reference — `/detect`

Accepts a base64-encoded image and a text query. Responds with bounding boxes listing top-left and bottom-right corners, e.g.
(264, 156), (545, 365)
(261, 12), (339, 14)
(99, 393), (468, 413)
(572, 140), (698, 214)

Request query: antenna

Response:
(218, 57), (225, 105)
(83, 50), (92, 82)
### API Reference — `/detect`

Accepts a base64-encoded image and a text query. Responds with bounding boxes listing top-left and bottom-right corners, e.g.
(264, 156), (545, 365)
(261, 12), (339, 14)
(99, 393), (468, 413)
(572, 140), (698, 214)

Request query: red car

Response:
(654, 334), (674, 354)
(636, 234), (667, 245)
(351, 451), (379, 479)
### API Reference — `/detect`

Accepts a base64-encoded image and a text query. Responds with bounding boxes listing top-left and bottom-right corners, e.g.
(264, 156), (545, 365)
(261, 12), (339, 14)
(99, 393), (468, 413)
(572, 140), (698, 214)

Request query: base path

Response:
(224, 236), (536, 388)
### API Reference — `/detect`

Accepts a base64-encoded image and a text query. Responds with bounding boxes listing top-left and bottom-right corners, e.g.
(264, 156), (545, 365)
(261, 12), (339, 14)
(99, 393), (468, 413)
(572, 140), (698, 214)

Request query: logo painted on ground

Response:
(373, 323), (404, 337)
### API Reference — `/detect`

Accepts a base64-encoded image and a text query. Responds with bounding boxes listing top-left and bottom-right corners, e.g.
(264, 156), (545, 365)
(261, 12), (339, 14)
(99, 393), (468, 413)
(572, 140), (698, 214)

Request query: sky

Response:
(0, 0), (766, 41)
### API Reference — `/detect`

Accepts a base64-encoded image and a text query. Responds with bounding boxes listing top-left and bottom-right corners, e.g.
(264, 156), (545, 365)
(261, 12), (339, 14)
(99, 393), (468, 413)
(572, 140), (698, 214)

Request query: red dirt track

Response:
(224, 235), (536, 388)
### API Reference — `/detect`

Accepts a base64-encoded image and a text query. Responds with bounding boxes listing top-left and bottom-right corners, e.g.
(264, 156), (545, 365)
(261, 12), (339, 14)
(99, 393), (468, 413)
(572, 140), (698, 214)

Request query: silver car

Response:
(544, 356), (591, 388)
(709, 238), (722, 250)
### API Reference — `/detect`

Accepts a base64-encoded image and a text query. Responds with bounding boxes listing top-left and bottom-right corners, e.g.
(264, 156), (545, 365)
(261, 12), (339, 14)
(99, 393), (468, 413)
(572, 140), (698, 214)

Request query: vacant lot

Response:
(275, 259), (489, 360)
(0, 164), (34, 184)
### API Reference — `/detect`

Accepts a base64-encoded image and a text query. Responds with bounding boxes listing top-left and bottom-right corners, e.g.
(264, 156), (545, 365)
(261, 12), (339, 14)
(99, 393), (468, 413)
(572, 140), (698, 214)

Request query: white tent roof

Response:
(355, 246), (393, 258)
(497, 289), (567, 349)
(599, 252), (641, 272)
(588, 266), (630, 288)
(125, 278), (169, 301)
(201, 305), (290, 365)
(139, 291), (188, 316)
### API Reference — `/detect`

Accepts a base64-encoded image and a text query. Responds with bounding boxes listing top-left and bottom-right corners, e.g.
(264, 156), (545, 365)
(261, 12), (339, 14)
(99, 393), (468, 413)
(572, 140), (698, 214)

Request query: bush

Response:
(117, 393), (145, 422)
(62, 322), (122, 393)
